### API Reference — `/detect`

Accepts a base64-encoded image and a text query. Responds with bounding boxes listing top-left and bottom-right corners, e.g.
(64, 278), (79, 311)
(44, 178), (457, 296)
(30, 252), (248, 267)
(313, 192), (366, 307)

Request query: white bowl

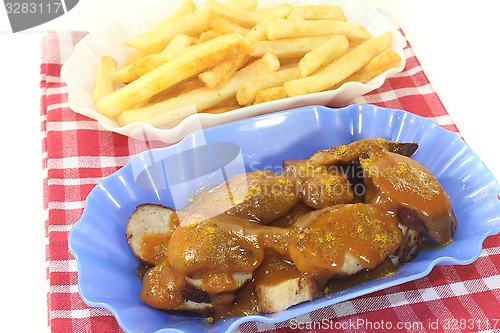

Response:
(61, 0), (406, 143)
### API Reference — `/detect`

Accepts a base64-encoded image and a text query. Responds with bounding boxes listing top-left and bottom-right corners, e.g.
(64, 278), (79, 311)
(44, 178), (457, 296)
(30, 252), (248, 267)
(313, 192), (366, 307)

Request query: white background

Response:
(0, 0), (498, 332)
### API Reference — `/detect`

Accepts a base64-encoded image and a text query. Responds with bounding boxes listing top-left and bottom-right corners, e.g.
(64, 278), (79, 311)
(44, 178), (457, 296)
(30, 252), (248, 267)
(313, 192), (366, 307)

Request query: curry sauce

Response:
(127, 138), (456, 319)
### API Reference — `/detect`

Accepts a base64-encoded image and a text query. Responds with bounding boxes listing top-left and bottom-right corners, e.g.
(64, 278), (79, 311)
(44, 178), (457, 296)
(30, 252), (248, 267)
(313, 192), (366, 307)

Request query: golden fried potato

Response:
(199, 52), (249, 89)
(298, 35), (349, 77)
(333, 49), (402, 87)
(267, 18), (372, 42)
(93, 1), (402, 128)
(206, 0), (269, 28)
(116, 53), (280, 126)
(97, 34), (250, 118)
(125, 9), (210, 54)
(254, 86), (288, 104)
(288, 5), (346, 21)
(284, 32), (392, 97)
(250, 35), (344, 59)
(93, 55), (117, 102)
(237, 67), (300, 105)
(113, 33), (193, 83)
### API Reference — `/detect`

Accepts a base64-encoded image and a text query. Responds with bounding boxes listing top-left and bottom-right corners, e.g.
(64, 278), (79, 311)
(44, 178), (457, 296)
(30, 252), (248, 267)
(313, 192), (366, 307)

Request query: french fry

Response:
(245, 4), (292, 42)
(254, 86), (288, 104)
(97, 33), (250, 118)
(250, 35), (343, 59)
(236, 67), (300, 105)
(333, 49), (402, 88)
(198, 29), (224, 43)
(161, 33), (194, 53)
(267, 18), (372, 42)
(120, 50), (146, 69)
(93, 56), (117, 102)
(147, 78), (205, 106)
(210, 17), (249, 35)
(116, 53), (280, 127)
(288, 5), (346, 21)
(112, 51), (180, 83)
(160, 0), (197, 26)
(279, 58), (302, 68)
(199, 51), (248, 89)
(202, 2), (269, 90)
(206, 0), (269, 28)
(204, 105), (242, 114)
(284, 32), (392, 97)
(203, 97), (241, 114)
(225, 0), (257, 10)
(125, 9), (210, 54)
(207, 4), (293, 92)
(298, 35), (349, 77)
(112, 33), (193, 83)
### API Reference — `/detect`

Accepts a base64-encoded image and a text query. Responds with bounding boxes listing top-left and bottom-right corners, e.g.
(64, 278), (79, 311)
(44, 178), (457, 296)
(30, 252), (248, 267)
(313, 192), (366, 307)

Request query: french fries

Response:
(245, 4), (292, 42)
(254, 86), (288, 104)
(237, 67), (300, 105)
(92, 56), (117, 102)
(225, 0), (257, 10)
(206, 0), (269, 28)
(288, 5), (346, 21)
(198, 52), (248, 89)
(161, 0), (197, 25)
(125, 9), (211, 54)
(298, 35), (349, 77)
(250, 35), (345, 59)
(117, 53), (280, 126)
(266, 18), (372, 42)
(113, 33), (193, 83)
(284, 32), (393, 97)
(97, 33), (250, 118)
(93, 0), (403, 128)
(210, 17), (249, 35)
(332, 49), (403, 88)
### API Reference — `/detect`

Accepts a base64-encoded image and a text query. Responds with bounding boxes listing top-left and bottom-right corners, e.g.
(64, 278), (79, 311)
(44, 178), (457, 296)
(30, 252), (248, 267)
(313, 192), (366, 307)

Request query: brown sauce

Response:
(359, 146), (456, 243)
(213, 282), (260, 319)
(140, 233), (172, 265)
(137, 211), (178, 265)
(270, 203), (314, 228)
(289, 204), (402, 276)
(140, 261), (186, 309)
(210, 251), (302, 319)
(130, 138), (456, 320)
(325, 258), (398, 293)
(138, 203), (402, 317)
(253, 250), (302, 286)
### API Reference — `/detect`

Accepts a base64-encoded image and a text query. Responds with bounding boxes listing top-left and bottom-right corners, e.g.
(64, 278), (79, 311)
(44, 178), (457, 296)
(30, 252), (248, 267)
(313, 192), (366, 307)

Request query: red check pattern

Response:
(41, 29), (500, 333)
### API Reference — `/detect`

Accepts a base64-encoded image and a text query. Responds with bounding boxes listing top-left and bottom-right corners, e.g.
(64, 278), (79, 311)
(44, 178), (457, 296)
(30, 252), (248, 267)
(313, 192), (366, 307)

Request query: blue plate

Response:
(68, 104), (500, 333)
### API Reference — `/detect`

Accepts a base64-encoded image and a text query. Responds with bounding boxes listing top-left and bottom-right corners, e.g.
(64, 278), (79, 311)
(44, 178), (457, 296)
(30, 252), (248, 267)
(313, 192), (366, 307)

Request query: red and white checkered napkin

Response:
(41, 30), (500, 333)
